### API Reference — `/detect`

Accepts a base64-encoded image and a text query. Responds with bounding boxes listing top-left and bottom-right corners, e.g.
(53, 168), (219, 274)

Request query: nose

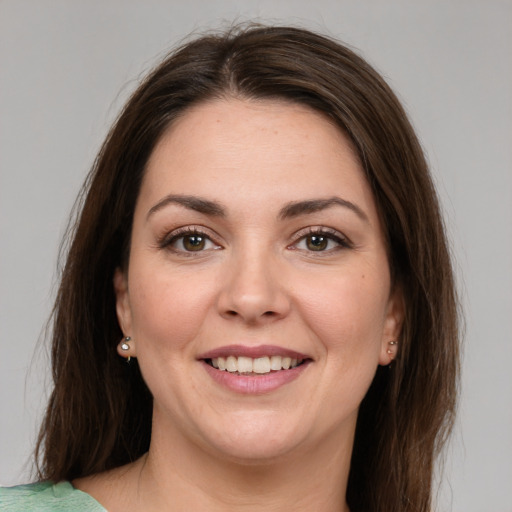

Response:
(217, 247), (291, 325)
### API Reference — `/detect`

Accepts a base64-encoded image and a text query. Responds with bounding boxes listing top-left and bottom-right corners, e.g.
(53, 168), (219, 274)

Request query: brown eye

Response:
(306, 235), (329, 251)
(182, 234), (206, 251)
(292, 229), (349, 253)
(163, 229), (221, 254)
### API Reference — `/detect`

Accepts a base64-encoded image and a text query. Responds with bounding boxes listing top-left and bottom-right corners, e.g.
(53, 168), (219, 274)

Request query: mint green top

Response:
(0, 481), (106, 511)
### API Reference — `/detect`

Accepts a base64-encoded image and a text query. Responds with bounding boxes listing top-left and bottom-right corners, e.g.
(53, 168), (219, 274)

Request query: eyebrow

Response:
(279, 197), (369, 222)
(146, 194), (368, 223)
(147, 194), (226, 219)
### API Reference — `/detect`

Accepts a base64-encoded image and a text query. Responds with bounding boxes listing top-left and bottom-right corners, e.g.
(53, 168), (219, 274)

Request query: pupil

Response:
(184, 235), (205, 251)
(307, 235), (327, 251)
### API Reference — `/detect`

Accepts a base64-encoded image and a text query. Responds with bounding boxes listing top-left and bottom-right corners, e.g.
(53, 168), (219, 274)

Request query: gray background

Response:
(1, 1), (511, 511)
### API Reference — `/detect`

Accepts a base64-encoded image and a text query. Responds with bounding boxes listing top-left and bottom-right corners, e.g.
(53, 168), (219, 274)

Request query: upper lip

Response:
(197, 344), (311, 361)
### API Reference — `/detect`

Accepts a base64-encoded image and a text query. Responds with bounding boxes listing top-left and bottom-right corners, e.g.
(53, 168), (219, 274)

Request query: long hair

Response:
(35, 25), (460, 512)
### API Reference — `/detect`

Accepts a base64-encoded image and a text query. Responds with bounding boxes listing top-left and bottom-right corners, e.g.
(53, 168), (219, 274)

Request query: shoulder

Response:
(0, 481), (107, 511)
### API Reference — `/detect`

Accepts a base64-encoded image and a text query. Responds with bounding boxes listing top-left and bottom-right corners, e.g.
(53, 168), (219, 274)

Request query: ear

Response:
(378, 285), (405, 366)
(114, 268), (137, 358)
(113, 267), (133, 339)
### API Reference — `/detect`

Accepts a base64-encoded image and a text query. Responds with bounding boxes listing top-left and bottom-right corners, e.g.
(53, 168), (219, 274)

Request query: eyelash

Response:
(158, 226), (351, 255)
(289, 227), (351, 254)
(157, 226), (221, 255)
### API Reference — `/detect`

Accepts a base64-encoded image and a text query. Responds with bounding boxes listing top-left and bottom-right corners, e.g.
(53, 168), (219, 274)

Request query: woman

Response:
(0, 25), (460, 511)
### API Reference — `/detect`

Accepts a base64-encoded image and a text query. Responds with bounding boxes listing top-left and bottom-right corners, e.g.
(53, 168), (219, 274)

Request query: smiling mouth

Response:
(205, 355), (306, 376)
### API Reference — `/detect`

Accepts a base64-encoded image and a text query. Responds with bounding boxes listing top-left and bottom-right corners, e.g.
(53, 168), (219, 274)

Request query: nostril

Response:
(223, 309), (278, 320)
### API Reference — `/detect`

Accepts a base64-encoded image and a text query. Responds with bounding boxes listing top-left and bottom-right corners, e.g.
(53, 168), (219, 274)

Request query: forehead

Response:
(139, 98), (378, 223)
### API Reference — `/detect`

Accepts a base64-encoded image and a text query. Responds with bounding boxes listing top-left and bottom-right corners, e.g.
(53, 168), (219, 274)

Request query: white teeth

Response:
(226, 356), (237, 372)
(270, 355), (282, 371)
(253, 357), (270, 374)
(210, 355), (302, 374)
(237, 356), (253, 373)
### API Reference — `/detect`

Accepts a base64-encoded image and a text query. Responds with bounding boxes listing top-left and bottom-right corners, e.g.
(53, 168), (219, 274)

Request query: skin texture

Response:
(75, 98), (403, 512)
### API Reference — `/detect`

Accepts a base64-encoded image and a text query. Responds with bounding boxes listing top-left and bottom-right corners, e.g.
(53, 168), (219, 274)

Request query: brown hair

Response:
(35, 25), (460, 512)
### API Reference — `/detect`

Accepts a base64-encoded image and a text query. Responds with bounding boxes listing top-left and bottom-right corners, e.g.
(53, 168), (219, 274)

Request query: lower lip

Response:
(201, 360), (310, 394)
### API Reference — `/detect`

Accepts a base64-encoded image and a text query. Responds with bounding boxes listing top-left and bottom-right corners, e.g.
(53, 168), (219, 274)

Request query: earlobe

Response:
(113, 268), (132, 336)
(117, 336), (135, 362)
(379, 286), (405, 366)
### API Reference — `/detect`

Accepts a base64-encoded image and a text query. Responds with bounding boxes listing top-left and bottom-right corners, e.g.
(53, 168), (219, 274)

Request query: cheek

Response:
(298, 269), (389, 355)
(290, 269), (391, 431)
(128, 264), (216, 352)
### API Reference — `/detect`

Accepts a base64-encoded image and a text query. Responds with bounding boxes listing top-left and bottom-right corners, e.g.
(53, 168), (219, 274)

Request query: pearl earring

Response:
(387, 340), (398, 356)
(120, 336), (132, 362)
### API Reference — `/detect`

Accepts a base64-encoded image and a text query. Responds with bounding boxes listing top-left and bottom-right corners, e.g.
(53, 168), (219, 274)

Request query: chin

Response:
(199, 412), (309, 464)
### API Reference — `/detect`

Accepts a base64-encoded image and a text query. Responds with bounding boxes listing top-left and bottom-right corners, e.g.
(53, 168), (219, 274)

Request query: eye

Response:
(292, 228), (350, 253)
(175, 233), (210, 251)
(161, 228), (221, 253)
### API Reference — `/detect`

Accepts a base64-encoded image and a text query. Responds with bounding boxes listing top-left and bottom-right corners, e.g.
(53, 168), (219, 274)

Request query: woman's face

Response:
(115, 98), (403, 462)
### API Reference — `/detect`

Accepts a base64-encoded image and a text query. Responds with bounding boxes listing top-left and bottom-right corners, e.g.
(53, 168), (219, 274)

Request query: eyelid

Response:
(289, 226), (352, 251)
(157, 225), (222, 253)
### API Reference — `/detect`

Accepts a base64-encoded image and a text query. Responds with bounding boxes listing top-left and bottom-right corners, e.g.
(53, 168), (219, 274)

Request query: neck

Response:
(135, 418), (354, 512)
